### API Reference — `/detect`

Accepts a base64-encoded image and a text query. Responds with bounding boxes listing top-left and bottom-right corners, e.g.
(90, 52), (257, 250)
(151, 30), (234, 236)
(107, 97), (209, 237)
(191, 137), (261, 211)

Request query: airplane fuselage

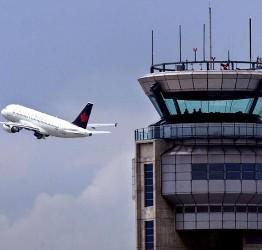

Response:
(1, 104), (91, 138)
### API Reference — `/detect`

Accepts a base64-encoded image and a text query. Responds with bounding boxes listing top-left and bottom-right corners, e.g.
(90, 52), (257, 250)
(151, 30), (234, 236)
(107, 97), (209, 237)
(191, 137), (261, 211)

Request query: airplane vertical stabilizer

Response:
(72, 103), (93, 129)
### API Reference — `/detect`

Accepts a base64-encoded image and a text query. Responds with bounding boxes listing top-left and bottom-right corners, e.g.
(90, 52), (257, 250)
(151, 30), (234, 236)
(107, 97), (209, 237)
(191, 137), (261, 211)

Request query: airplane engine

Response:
(34, 131), (44, 139)
(3, 124), (20, 133)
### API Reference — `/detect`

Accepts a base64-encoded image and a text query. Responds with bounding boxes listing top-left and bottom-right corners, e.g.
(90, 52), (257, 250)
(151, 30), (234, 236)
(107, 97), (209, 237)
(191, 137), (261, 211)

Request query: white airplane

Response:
(0, 103), (117, 139)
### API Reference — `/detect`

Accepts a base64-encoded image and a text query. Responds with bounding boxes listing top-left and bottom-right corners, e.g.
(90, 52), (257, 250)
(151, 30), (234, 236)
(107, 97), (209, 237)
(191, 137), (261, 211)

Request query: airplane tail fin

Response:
(72, 103), (93, 129)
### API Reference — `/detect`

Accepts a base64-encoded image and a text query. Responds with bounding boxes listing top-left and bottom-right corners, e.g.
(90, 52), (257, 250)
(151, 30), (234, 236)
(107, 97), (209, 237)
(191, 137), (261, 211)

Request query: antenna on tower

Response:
(209, 0), (213, 60)
(179, 25), (182, 62)
(203, 24), (206, 61)
(249, 17), (252, 64)
(209, 1), (212, 61)
(151, 30), (154, 66)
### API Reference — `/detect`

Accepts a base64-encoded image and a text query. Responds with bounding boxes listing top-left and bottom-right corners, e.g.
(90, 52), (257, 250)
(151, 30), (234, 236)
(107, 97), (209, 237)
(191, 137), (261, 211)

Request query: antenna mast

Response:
(179, 25), (182, 62)
(151, 30), (154, 66)
(249, 18), (252, 63)
(209, 2), (212, 61)
(203, 24), (206, 61)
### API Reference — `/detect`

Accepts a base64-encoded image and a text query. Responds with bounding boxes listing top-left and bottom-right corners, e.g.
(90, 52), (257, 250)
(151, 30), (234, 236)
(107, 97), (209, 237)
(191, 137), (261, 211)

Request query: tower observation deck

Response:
(134, 59), (262, 250)
(144, 60), (262, 123)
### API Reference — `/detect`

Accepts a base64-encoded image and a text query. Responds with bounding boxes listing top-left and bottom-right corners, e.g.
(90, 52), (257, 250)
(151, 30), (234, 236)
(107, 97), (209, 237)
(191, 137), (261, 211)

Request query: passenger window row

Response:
(13, 111), (59, 128)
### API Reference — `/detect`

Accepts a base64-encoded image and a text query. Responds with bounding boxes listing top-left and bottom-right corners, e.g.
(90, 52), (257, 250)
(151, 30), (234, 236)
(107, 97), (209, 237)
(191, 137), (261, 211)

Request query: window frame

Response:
(192, 164), (208, 180)
(145, 221), (154, 250)
(144, 163), (154, 207)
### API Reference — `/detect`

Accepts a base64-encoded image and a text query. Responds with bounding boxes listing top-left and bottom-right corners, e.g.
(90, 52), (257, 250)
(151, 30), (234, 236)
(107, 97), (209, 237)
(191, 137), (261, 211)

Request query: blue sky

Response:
(0, 0), (261, 249)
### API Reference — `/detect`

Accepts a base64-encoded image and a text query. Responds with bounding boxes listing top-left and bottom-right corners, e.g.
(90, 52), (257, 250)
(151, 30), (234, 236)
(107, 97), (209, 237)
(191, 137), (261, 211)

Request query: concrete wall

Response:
(135, 139), (186, 250)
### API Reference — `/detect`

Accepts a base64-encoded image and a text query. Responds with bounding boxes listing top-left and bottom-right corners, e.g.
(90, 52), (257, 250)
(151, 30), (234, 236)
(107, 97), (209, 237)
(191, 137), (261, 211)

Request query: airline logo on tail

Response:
(72, 103), (93, 129)
(80, 113), (89, 123)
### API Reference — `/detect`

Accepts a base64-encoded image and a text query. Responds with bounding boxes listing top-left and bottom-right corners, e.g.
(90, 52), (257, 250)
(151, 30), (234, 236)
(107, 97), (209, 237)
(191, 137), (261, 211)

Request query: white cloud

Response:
(0, 152), (135, 250)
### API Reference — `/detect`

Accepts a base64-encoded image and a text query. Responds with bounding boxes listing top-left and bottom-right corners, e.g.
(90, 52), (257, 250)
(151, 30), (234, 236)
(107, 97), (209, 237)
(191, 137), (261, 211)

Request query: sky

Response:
(0, 0), (261, 249)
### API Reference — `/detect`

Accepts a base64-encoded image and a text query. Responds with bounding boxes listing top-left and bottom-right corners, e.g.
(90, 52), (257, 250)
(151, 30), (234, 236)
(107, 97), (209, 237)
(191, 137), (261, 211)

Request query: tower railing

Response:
(150, 60), (262, 73)
(135, 123), (262, 141)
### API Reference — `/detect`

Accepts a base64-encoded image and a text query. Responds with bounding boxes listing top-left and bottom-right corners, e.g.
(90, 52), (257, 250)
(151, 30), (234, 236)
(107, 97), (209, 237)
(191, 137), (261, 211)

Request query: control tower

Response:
(134, 60), (262, 250)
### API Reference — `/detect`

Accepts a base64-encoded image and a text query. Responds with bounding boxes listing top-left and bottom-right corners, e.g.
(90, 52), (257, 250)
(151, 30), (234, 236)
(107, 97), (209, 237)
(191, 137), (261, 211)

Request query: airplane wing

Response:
(87, 123), (117, 129)
(0, 122), (43, 133)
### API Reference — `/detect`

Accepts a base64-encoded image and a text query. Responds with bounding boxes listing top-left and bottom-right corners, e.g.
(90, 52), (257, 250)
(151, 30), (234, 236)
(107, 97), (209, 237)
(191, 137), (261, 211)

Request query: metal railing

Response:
(135, 123), (262, 141)
(150, 60), (262, 73)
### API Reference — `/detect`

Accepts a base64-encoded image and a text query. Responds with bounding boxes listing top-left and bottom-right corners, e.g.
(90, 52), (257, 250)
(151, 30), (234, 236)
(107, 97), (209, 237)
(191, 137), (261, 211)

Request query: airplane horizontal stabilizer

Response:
(88, 130), (111, 134)
(87, 123), (117, 129)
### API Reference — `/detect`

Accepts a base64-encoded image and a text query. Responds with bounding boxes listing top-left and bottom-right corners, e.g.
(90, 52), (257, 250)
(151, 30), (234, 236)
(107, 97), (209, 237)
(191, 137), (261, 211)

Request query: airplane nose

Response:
(1, 108), (7, 116)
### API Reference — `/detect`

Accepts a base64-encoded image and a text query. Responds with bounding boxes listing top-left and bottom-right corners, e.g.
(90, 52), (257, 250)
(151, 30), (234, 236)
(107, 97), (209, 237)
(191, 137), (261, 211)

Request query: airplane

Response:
(0, 103), (117, 139)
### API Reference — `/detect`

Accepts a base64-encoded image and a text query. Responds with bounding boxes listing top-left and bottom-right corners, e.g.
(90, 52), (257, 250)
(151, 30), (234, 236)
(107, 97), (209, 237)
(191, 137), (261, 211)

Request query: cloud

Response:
(0, 152), (135, 250)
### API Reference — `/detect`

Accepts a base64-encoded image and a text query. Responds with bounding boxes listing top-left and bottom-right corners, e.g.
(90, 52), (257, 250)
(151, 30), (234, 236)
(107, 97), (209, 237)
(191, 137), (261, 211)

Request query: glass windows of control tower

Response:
(145, 221), (154, 250)
(144, 164), (154, 207)
(191, 163), (262, 180)
(177, 99), (253, 114)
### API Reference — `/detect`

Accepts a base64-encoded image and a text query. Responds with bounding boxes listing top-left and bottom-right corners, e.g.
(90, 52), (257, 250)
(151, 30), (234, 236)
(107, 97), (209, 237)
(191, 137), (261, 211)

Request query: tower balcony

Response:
(135, 123), (262, 141)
